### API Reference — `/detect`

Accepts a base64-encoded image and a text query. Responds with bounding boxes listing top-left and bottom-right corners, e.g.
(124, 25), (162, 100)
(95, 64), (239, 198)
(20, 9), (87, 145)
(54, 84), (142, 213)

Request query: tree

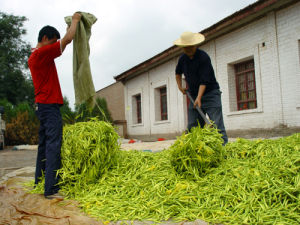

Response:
(0, 12), (34, 106)
(75, 97), (113, 123)
(60, 96), (76, 125)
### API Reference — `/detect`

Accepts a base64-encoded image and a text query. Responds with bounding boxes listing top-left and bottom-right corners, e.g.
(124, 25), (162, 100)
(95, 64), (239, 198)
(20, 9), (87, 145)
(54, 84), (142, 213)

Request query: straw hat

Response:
(173, 31), (205, 47)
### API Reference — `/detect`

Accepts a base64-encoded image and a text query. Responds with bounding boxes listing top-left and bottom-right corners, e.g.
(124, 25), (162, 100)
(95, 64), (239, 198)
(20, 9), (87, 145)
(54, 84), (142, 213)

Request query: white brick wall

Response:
(208, 3), (300, 130)
(125, 57), (187, 136)
(124, 2), (300, 137)
(125, 72), (150, 135)
(276, 2), (300, 126)
(212, 15), (278, 130)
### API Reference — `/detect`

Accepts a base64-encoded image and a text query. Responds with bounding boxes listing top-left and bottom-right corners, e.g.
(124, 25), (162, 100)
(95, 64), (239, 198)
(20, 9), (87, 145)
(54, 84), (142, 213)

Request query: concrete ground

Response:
(0, 137), (263, 178)
(0, 148), (37, 178)
(0, 140), (177, 178)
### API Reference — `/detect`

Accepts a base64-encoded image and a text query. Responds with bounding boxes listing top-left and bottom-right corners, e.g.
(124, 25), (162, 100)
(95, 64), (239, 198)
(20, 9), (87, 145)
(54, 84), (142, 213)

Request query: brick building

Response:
(112, 0), (300, 140)
(95, 82), (127, 137)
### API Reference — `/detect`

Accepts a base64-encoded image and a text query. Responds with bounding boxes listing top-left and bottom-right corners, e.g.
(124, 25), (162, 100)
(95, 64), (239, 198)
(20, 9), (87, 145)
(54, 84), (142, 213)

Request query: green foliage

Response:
(60, 96), (76, 125)
(0, 99), (14, 122)
(0, 99), (39, 145)
(5, 110), (39, 145)
(75, 97), (113, 123)
(0, 98), (36, 122)
(1, 94), (116, 145)
(0, 11), (34, 105)
(93, 98), (113, 122)
(1, 94), (114, 145)
(14, 102), (36, 119)
(60, 97), (113, 125)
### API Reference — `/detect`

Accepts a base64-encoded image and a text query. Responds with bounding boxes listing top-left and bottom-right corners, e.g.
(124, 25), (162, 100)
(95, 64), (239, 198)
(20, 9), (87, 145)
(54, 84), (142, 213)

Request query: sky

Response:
(1, 0), (257, 109)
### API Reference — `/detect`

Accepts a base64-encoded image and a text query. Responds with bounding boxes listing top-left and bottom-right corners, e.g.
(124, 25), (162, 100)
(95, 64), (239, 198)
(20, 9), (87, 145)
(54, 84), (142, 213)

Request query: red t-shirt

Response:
(28, 41), (63, 105)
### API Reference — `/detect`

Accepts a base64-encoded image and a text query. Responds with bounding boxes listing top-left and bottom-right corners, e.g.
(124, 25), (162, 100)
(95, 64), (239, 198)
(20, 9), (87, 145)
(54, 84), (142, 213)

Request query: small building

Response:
(95, 82), (127, 138)
(113, 0), (300, 140)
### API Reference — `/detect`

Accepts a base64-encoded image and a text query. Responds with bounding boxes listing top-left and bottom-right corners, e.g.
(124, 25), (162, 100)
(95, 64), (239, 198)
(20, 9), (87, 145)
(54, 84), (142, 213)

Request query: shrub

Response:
(5, 111), (39, 145)
(75, 97), (113, 123)
(60, 96), (76, 125)
(0, 99), (14, 122)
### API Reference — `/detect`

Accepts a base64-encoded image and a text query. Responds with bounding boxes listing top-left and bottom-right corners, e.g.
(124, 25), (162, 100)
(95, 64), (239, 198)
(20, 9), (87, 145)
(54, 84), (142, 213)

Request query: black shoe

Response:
(45, 192), (64, 200)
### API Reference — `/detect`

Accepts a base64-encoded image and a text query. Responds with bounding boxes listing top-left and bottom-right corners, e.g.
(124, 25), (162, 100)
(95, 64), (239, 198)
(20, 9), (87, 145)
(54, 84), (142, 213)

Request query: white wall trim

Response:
(227, 108), (263, 116)
(150, 78), (171, 124)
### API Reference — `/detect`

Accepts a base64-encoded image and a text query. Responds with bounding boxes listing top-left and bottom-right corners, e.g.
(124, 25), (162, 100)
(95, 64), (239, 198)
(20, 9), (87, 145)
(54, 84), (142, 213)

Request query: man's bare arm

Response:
(176, 74), (187, 94)
(60, 12), (81, 53)
(194, 85), (206, 108)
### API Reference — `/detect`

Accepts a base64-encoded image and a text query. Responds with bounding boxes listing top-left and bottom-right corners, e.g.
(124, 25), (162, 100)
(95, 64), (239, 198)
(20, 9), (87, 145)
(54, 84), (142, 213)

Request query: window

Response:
(132, 94), (142, 124)
(154, 85), (168, 121)
(135, 94), (142, 123)
(297, 40), (300, 107)
(298, 40), (300, 65)
(234, 60), (257, 110)
(160, 87), (168, 120)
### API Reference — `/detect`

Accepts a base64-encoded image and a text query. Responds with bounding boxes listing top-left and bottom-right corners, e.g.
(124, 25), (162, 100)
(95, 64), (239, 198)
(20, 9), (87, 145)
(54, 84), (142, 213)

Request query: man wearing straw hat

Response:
(174, 31), (228, 145)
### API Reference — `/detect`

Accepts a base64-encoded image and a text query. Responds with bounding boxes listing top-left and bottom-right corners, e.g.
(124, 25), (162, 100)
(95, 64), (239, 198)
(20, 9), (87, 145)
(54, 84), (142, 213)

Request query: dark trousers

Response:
(188, 90), (228, 145)
(35, 103), (62, 196)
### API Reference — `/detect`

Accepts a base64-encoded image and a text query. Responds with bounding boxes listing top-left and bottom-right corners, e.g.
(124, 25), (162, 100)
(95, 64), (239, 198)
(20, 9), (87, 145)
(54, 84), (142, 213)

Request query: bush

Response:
(0, 99), (14, 122)
(75, 97), (113, 123)
(0, 99), (35, 123)
(5, 110), (39, 145)
(1, 96), (113, 145)
(60, 96), (76, 125)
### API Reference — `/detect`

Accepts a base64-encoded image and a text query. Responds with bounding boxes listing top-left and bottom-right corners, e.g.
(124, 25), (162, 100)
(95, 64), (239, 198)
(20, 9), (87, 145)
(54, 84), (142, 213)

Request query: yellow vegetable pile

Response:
(59, 119), (119, 190)
(30, 120), (300, 224)
(170, 125), (224, 178)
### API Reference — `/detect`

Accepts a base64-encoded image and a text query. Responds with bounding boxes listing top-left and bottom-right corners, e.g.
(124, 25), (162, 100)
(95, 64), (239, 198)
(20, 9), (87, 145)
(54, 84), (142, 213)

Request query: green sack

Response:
(65, 12), (97, 107)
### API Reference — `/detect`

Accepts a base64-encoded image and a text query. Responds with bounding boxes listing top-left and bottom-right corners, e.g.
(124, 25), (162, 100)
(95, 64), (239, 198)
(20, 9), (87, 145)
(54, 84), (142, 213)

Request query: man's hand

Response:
(194, 96), (201, 108)
(72, 12), (81, 22)
(179, 87), (187, 94)
(66, 12), (81, 31)
(61, 12), (82, 52)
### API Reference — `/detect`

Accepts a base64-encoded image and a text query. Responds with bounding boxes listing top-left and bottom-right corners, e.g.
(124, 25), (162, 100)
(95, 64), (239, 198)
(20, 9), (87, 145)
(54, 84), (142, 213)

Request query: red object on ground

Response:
(157, 138), (165, 141)
(128, 139), (136, 144)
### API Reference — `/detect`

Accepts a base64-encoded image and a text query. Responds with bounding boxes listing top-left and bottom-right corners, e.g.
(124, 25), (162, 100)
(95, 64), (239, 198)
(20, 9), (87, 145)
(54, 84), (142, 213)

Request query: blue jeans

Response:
(188, 89), (228, 145)
(35, 103), (62, 196)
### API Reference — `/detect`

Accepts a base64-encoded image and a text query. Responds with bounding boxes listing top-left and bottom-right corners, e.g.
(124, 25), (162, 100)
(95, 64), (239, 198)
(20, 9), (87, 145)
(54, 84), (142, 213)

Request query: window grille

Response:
(160, 87), (168, 120)
(135, 94), (142, 123)
(234, 60), (257, 110)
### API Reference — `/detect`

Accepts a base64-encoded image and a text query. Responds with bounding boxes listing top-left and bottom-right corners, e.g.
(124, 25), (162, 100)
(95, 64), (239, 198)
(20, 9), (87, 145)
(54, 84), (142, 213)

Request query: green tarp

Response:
(65, 12), (97, 107)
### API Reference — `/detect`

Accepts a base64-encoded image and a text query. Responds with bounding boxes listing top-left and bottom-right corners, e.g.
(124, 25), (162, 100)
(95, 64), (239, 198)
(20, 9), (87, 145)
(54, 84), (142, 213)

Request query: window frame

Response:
(234, 59), (257, 111)
(159, 86), (168, 121)
(135, 94), (142, 124)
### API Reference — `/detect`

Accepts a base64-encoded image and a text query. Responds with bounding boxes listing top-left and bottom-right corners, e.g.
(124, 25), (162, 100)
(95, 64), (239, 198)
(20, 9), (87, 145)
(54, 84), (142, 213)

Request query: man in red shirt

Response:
(28, 12), (81, 199)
